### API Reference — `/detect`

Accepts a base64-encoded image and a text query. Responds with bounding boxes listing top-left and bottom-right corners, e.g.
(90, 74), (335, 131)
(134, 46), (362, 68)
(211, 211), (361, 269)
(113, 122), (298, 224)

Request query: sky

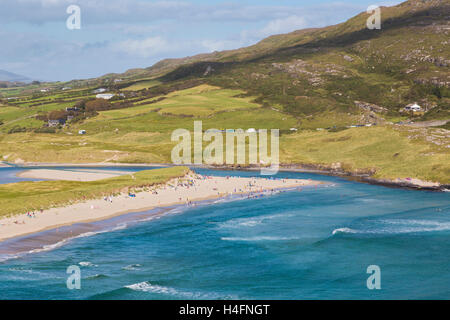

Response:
(0, 0), (402, 81)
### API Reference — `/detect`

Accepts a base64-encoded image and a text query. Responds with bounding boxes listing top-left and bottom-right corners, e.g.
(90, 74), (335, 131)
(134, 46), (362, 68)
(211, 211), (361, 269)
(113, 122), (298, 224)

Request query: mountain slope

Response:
(0, 70), (30, 82)
(108, 0), (445, 123)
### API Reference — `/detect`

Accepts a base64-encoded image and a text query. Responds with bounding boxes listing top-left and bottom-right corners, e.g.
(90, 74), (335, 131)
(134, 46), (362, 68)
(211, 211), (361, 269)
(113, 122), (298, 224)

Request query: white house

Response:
(93, 88), (107, 94)
(96, 93), (115, 100)
(405, 103), (422, 112)
(48, 119), (61, 127)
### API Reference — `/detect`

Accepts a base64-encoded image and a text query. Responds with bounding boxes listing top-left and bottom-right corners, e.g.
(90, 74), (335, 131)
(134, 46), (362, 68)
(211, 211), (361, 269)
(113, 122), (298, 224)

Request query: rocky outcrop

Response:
(354, 101), (388, 113)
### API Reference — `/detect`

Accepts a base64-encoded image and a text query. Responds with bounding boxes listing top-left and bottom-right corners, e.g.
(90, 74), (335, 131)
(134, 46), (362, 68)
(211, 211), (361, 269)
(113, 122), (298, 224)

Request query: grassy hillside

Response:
(282, 126), (450, 183)
(0, 166), (189, 218)
(153, 0), (449, 121)
(0, 83), (448, 184)
(0, 0), (448, 184)
(0, 84), (297, 163)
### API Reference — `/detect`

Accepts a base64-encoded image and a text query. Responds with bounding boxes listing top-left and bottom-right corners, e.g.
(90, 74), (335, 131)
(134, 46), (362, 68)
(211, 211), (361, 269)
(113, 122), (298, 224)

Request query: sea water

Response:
(0, 167), (449, 299)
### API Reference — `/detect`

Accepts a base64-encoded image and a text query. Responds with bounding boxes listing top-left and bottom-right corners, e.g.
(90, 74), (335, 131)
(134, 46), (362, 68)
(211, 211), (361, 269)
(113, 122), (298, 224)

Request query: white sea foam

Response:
(125, 281), (236, 299)
(332, 227), (357, 235)
(4, 224), (128, 262)
(28, 238), (70, 254)
(8, 267), (34, 274)
(85, 274), (108, 280)
(122, 264), (142, 271)
(218, 213), (294, 229)
(0, 254), (21, 263)
(221, 236), (299, 241)
(79, 261), (97, 267)
(332, 219), (450, 235)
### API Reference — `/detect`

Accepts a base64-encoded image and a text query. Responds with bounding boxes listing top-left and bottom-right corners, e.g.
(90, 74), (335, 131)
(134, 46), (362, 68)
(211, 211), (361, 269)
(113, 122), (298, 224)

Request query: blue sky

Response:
(0, 0), (401, 81)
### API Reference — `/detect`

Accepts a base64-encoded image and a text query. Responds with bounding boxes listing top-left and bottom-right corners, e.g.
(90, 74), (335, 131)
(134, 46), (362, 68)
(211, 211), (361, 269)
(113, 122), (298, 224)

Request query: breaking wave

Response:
(218, 213), (294, 229)
(332, 219), (450, 236)
(122, 264), (142, 271)
(79, 261), (97, 267)
(332, 227), (357, 235)
(221, 236), (299, 241)
(125, 281), (237, 299)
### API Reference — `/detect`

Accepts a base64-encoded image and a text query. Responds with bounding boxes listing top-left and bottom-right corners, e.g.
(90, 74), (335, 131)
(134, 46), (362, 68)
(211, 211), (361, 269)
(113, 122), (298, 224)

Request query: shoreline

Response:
(191, 164), (449, 192)
(0, 186), (314, 261)
(0, 172), (323, 243)
(3, 161), (448, 192)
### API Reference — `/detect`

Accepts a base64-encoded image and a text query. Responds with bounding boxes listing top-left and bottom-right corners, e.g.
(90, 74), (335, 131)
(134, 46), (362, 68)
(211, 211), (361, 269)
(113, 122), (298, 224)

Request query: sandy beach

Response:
(17, 169), (132, 181)
(0, 172), (322, 241)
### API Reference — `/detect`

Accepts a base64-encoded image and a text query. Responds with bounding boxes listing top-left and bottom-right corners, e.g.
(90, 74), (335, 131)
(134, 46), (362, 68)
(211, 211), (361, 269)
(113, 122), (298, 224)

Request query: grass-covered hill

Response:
(0, 0), (448, 185)
(150, 0), (449, 120)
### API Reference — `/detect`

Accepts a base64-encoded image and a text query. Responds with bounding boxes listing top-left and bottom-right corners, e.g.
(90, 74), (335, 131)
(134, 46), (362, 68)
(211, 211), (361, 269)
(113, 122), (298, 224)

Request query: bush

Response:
(8, 126), (27, 134)
(34, 127), (56, 133)
(85, 98), (112, 112)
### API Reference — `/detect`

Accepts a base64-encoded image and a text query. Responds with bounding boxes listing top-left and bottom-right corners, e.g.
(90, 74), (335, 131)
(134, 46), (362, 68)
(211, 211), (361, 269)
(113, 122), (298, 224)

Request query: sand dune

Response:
(17, 169), (131, 181)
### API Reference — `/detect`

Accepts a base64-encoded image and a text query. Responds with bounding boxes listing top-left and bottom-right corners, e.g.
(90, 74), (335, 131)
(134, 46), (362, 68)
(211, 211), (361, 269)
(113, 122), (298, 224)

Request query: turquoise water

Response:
(0, 168), (449, 299)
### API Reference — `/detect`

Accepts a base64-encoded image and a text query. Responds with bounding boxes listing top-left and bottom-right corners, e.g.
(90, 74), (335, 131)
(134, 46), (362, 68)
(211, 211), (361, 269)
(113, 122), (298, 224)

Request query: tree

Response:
(85, 98), (111, 112)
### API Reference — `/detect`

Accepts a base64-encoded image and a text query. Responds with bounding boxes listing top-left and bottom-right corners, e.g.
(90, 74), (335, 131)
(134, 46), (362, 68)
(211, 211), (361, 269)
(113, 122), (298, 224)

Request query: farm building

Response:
(96, 93), (115, 100)
(93, 88), (107, 94)
(48, 119), (65, 127)
(404, 103), (422, 112)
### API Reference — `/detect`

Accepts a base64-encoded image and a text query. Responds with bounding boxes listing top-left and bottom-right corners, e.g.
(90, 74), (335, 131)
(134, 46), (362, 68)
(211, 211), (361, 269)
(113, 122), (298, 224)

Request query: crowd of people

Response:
(1, 173), (306, 229)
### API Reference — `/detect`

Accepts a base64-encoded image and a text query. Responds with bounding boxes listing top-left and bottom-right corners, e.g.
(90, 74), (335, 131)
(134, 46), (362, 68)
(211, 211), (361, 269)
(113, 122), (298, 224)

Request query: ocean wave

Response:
(122, 264), (142, 271)
(2, 225), (126, 262)
(221, 236), (299, 241)
(332, 227), (357, 235)
(8, 267), (34, 274)
(125, 281), (237, 299)
(381, 219), (450, 227)
(27, 238), (71, 255)
(7, 267), (60, 280)
(79, 261), (97, 267)
(0, 254), (20, 263)
(85, 274), (108, 280)
(218, 213), (294, 229)
(332, 219), (450, 236)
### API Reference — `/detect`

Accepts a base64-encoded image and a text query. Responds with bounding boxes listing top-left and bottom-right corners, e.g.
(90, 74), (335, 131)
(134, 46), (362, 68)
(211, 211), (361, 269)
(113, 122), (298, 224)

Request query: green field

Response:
(282, 126), (450, 183)
(0, 81), (448, 185)
(122, 79), (161, 91)
(0, 166), (188, 218)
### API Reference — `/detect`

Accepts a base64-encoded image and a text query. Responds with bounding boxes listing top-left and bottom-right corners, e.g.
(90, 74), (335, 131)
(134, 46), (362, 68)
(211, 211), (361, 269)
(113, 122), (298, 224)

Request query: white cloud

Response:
(111, 36), (172, 58)
(200, 39), (249, 52)
(0, 1), (406, 81)
(0, 0), (380, 25)
(260, 15), (307, 37)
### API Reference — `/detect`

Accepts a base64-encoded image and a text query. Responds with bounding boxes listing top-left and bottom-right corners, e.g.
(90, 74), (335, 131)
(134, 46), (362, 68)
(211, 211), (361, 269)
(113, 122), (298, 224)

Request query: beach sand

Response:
(0, 173), (322, 241)
(17, 169), (131, 181)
